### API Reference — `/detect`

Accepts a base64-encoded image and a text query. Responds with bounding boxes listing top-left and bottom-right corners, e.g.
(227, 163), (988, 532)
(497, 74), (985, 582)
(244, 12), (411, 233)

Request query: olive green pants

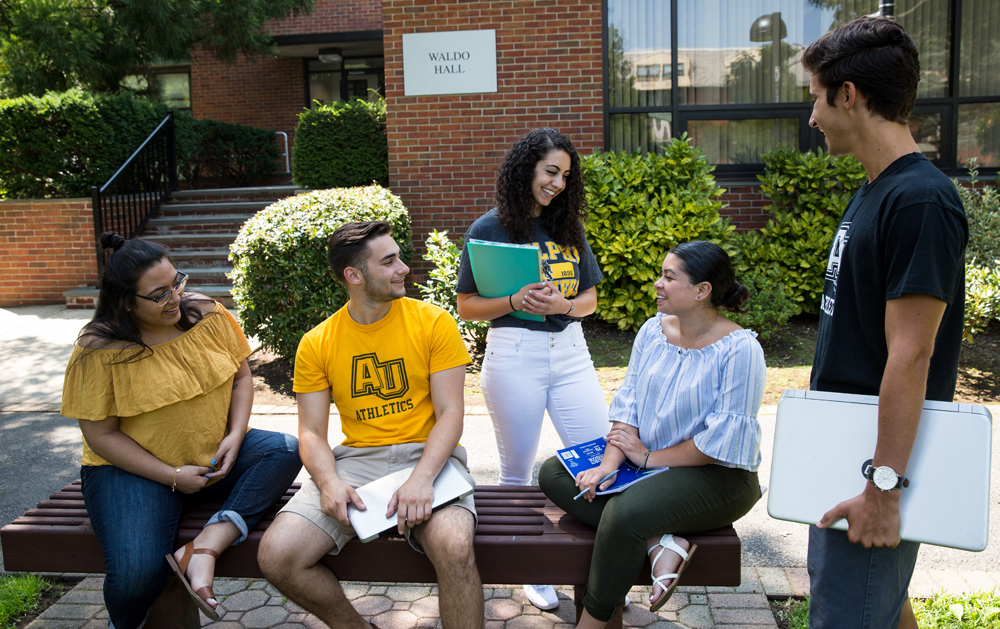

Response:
(538, 457), (761, 622)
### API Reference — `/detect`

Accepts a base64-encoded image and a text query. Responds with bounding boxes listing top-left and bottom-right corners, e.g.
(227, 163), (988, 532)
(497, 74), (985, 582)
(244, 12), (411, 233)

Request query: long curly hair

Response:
(78, 232), (216, 363)
(495, 128), (587, 250)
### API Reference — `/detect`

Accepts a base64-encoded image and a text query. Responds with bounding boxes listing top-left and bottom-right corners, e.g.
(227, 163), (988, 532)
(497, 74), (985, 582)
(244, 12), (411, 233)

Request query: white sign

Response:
(402, 29), (497, 96)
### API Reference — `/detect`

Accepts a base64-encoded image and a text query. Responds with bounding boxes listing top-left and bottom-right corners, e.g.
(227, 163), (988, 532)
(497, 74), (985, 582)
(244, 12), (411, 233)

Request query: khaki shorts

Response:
(280, 443), (477, 554)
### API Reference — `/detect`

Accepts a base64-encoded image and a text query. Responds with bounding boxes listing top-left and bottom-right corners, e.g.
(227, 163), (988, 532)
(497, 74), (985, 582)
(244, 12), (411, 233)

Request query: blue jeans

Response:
(81, 429), (300, 629)
(808, 525), (920, 629)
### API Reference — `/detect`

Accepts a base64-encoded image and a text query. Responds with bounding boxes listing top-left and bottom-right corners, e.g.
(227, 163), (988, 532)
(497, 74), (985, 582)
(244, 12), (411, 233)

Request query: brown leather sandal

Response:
(165, 542), (220, 620)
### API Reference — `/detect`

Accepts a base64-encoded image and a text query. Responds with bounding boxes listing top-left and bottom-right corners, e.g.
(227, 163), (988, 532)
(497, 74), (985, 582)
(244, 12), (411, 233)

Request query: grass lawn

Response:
(772, 592), (1000, 629)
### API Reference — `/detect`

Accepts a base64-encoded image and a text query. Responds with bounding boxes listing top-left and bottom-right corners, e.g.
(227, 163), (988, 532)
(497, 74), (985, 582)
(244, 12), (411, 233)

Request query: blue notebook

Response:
(556, 437), (667, 495)
(465, 238), (545, 322)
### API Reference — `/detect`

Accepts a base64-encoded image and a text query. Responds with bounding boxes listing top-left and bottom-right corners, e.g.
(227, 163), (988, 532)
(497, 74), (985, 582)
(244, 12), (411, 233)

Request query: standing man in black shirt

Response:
(802, 17), (968, 629)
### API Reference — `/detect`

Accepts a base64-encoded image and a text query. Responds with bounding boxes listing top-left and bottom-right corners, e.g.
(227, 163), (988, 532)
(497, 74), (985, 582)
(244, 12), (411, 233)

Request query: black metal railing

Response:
(91, 113), (178, 278)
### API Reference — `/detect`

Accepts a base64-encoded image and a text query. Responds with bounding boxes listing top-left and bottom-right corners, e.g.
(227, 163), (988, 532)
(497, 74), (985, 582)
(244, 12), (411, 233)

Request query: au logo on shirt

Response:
(351, 353), (409, 400)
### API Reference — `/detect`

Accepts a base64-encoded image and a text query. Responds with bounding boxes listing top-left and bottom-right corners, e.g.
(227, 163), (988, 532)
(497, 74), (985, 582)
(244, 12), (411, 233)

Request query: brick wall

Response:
(384, 0), (604, 281)
(189, 0), (383, 146)
(0, 199), (97, 307)
(190, 51), (305, 143)
(268, 0), (382, 35)
(718, 184), (772, 232)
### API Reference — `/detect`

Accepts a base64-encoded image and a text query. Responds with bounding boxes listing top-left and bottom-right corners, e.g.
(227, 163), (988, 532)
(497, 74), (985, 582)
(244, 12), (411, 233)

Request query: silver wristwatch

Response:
(862, 458), (909, 491)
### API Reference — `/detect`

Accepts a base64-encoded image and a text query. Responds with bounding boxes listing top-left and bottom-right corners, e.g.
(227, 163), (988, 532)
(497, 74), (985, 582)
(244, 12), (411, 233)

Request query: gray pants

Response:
(808, 525), (919, 629)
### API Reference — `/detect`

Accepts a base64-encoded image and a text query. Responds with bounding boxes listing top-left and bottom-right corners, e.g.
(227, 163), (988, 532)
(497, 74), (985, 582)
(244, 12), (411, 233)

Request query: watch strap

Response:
(861, 458), (910, 490)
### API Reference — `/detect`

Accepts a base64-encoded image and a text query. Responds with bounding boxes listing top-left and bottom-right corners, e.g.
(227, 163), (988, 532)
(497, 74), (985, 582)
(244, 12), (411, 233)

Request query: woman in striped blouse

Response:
(539, 241), (766, 627)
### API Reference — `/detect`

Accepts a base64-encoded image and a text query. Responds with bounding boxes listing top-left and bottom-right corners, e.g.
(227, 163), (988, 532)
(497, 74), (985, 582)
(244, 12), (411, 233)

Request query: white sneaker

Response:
(523, 584), (560, 610)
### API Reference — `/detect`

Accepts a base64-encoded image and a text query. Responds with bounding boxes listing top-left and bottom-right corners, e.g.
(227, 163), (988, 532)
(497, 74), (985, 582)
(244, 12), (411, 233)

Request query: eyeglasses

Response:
(135, 272), (188, 308)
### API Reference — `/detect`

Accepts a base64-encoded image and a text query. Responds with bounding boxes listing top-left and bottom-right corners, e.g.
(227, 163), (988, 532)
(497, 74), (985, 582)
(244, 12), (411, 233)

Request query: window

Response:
(636, 64), (661, 81)
(308, 57), (385, 107)
(123, 67), (191, 111)
(604, 0), (999, 175)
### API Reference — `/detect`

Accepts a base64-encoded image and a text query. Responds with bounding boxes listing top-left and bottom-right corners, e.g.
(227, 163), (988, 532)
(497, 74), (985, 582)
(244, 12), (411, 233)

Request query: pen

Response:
(573, 470), (618, 500)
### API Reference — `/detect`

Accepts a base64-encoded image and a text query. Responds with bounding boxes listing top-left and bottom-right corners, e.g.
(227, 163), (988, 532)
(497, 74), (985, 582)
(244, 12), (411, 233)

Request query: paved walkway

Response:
(3, 304), (999, 628)
(25, 566), (1000, 628)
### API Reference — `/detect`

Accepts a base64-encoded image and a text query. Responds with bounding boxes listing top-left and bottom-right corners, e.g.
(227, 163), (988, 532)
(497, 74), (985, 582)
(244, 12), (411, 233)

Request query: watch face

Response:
(873, 466), (897, 490)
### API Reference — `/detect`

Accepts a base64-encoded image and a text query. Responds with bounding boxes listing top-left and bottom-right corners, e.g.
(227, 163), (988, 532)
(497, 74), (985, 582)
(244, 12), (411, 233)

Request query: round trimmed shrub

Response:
(229, 185), (412, 362)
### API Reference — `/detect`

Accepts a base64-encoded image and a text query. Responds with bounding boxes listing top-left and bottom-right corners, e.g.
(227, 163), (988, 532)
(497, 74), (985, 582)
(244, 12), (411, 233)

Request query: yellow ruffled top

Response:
(61, 304), (252, 468)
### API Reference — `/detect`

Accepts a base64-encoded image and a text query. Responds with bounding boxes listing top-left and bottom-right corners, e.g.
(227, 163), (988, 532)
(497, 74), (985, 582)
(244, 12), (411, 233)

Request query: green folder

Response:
(466, 238), (545, 322)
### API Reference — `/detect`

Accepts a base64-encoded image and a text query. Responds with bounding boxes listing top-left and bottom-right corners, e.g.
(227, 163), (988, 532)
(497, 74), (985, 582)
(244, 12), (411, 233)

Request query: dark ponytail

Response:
(668, 241), (750, 313)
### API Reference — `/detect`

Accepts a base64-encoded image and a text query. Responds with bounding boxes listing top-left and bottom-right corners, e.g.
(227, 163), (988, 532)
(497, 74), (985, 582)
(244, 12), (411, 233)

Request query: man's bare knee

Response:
(418, 507), (476, 568)
(259, 513), (335, 582)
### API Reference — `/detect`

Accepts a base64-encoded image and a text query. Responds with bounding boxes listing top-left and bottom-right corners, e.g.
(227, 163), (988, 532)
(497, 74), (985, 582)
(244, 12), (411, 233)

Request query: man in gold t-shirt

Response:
(258, 221), (482, 629)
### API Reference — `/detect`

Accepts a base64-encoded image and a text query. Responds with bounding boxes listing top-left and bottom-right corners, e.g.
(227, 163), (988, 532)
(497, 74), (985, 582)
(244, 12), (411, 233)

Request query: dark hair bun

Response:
(721, 280), (751, 313)
(100, 232), (126, 251)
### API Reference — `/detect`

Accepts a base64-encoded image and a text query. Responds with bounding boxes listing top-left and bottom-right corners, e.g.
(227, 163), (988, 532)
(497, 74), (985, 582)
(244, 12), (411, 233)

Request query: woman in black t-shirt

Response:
(456, 128), (610, 611)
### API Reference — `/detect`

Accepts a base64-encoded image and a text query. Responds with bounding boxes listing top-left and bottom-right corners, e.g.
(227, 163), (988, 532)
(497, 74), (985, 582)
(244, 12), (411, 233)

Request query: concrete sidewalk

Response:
(3, 304), (999, 628)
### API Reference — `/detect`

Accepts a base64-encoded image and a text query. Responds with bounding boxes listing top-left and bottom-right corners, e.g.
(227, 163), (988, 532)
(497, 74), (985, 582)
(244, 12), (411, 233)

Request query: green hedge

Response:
(177, 118), (279, 189)
(418, 229), (489, 351)
(0, 89), (279, 199)
(736, 145), (867, 315)
(229, 185), (412, 362)
(582, 137), (733, 331)
(293, 98), (388, 189)
(956, 161), (1000, 341)
(0, 89), (151, 198)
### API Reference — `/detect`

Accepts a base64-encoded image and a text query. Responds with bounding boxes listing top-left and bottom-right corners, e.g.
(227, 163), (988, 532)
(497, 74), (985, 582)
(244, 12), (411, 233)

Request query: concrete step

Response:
(148, 214), (255, 226)
(186, 267), (232, 284)
(64, 285), (234, 309)
(171, 185), (302, 201)
(169, 248), (232, 265)
(145, 234), (237, 247)
(159, 202), (270, 215)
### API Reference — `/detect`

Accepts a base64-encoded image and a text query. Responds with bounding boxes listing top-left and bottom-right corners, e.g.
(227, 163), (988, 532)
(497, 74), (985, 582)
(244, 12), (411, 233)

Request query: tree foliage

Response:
(0, 0), (312, 97)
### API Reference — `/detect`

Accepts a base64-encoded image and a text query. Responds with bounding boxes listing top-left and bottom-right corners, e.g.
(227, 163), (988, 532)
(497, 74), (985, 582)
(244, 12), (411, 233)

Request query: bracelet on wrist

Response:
(565, 299), (575, 316)
(641, 450), (651, 470)
(509, 294), (516, 312)
(172, 467), (181, 492)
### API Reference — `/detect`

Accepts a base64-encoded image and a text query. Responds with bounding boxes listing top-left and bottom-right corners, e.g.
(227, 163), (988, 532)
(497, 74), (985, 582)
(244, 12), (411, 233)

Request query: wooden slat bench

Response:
(1, 482), (741, 628)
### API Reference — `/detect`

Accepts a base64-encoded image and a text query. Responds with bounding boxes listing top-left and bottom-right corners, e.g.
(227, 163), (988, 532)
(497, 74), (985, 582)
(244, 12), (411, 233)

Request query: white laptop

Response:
(768, 389), (992, 551)
(347, 460), (475, 543)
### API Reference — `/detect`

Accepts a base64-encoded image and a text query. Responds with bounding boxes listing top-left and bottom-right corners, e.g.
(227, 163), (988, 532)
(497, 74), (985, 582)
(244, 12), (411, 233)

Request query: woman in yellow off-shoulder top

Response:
(61, 233), (301, 627)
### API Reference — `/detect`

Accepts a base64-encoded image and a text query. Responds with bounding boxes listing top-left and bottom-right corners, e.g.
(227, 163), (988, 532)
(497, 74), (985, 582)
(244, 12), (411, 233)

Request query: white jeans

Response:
(481, 322), (611, 486)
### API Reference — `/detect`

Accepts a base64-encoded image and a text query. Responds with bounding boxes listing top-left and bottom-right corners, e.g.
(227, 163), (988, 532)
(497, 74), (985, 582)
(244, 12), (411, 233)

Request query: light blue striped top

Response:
(608, 315), (766, 472)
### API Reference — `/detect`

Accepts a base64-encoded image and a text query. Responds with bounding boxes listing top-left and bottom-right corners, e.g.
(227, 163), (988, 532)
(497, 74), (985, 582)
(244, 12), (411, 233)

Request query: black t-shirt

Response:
(810, 153), (968, 401)
(456, 208), (603, 332)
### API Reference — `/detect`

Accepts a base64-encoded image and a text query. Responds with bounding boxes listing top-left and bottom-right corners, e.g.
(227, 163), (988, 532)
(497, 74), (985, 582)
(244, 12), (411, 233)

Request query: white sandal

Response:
(647, 534), (698, 613)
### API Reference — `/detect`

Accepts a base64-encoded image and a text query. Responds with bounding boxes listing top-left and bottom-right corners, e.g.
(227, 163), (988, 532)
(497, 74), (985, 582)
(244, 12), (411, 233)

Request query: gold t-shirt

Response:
(293, 298), (471, 448)
(61, 304), (252, 468)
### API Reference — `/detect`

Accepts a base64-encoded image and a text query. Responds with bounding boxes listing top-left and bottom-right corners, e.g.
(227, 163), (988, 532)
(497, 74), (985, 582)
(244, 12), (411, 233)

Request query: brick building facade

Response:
(178, 0), (998, 282)
(185, 0), (773, 280)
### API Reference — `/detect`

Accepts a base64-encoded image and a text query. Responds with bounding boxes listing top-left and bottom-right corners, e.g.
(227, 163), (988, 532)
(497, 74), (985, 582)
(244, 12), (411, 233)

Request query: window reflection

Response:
(687, 118), (797, 164)
(610, 113), (673, 154)
(959, 0), (1000, 97)
(678, 1), (823, 105)
(958, 104), (1000, 168)
(608, 0), (672, 108)
(908, 112), (941, 162)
